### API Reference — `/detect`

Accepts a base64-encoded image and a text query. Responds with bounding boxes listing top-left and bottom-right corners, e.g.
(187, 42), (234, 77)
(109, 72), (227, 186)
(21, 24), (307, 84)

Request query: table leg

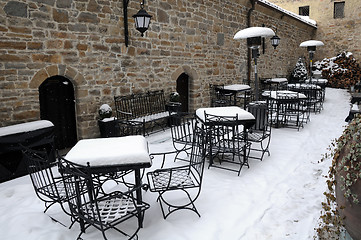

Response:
(134, 169), (143, 228)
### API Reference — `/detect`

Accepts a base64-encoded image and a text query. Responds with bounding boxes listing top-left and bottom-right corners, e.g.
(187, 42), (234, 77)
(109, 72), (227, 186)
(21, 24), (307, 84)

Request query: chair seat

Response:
(247, 131), (269, 142)
(148, 168), (196, 191)
(82, 194), (141, 225)
(37, 177), (67, 201)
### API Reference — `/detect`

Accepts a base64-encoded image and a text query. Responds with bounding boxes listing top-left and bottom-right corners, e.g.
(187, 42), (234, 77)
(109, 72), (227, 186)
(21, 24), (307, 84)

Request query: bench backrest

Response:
(114, 90), (166, 120)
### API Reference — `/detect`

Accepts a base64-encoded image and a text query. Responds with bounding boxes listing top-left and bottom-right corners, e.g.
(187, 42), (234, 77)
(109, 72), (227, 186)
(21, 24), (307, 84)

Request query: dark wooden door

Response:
(176, 73), (189, 112)
(39, 76), (77, 150)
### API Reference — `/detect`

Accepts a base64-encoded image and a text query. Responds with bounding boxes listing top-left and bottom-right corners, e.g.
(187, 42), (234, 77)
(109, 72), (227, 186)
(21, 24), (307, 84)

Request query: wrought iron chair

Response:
(280, 92), (307, 131)
(21, 145), (69, 213)
(59, 158), (150, 240)
(209, 83), (232, 107)
(245, 101), (271, 161)
(146, 123), (207, 219)
(204, 113), (251, 175)
(169, 112), (196, 162)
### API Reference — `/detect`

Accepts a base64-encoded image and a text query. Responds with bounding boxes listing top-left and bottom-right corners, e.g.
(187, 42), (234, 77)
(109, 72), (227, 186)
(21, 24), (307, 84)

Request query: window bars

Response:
(334, 2), (345, 19)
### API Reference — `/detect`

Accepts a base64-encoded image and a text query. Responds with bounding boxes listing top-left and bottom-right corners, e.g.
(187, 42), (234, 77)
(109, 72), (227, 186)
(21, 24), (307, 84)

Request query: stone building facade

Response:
(0, 0), (315, 145)
(268, 0), (361, 61)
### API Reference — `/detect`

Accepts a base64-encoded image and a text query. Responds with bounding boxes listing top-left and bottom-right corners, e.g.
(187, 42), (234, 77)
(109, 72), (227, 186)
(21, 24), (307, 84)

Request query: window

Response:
(334, 2), (345, 19)
(299, 6), (309, 16)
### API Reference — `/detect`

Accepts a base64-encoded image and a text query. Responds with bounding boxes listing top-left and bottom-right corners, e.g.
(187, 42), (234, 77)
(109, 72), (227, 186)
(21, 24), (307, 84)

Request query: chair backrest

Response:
(189, 123), (207, 184)
(204, 113), (242, 154)
(21, 145), (62, 202)
(247, 101), (269, 131)
(209, 83), (230, 107)
(58, 159), (93, 223)
(169, 113), (195, 146)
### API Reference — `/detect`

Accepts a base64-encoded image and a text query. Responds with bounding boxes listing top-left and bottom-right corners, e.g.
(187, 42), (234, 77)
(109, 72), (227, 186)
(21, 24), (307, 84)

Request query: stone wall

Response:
(268, 0), (361, 61)
(0, 0), (315, 139)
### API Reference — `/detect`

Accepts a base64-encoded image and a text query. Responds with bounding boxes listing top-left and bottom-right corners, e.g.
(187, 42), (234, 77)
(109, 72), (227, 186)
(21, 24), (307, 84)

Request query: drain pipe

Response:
(246, 0), (257, 85)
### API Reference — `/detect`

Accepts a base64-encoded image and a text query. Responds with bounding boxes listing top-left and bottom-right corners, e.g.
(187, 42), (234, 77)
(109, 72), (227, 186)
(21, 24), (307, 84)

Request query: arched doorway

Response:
(176, 73), (189, 112)
(39, 75), (77, 150)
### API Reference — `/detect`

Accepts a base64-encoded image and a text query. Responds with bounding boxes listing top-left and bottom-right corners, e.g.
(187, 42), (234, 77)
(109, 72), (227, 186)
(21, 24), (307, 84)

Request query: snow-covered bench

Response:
(114, 90), (170, 136)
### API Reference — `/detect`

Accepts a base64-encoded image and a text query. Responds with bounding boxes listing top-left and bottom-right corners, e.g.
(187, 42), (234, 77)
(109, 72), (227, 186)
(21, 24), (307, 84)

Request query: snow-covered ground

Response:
(0, 87), (351, 240)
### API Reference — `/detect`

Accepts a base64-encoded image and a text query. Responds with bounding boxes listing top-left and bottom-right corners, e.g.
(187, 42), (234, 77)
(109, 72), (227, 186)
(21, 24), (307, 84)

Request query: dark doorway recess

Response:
(176, 73), (189, 112)
(39, 76), (77, 150)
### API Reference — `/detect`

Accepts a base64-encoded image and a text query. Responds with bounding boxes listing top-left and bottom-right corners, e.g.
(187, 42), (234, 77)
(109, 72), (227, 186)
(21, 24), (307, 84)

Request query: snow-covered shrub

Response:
(314, 52), (361, 88)
(289, 57), (308, 83)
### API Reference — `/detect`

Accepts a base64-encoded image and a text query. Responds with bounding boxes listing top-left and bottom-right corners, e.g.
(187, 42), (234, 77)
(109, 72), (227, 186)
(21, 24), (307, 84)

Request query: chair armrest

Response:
(116, 110), (133, 116)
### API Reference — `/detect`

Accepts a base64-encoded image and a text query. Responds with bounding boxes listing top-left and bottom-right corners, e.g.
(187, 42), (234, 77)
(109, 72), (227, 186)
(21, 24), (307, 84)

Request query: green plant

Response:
(315, 114), (361, 239)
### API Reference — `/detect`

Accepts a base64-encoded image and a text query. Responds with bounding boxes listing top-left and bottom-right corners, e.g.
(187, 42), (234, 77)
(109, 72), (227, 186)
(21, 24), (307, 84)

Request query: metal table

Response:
(219, 84), (252, 108)
(262, 90), (307, 128)
(195, 106), (255, 175)
(65, 135), (152, 228)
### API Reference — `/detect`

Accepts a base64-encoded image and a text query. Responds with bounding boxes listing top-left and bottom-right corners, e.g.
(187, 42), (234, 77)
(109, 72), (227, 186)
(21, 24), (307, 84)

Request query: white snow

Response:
(258, 0), (317, 27)
(300, 40), (324, 47)
(234, 27), (275, 40)
(223, 84), (251, 91)
(65, 136), (151, 166)
(0, 88), (351, 240)
(0, 120), (54, 137)
(196, 106), (255, 122)
(262, 90), (307, 99)
(270, 78), (288, 83)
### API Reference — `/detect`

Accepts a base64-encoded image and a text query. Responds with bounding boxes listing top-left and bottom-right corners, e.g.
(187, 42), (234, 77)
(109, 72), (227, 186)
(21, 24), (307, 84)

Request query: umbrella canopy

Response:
(234, 27), (275, 40)
(299, 40), (324, 47)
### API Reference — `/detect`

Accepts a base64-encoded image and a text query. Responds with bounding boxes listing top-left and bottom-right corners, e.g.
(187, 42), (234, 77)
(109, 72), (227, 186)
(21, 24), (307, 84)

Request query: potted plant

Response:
(166, 92), (182, 112)
(316, 114), (361, 239)
(97, 104), (120, 138)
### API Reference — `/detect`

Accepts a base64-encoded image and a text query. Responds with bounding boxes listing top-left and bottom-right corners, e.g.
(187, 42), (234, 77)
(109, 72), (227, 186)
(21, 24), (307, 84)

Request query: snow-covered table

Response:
(196, 106), (255, 175)
(262, 78), (288, 91)
(219, 84), (252, 108)
(304, 78), (328, 89)
(262, 90), (307, 128)
(65, 135), (152, 227)
(0, 120), (55, 182)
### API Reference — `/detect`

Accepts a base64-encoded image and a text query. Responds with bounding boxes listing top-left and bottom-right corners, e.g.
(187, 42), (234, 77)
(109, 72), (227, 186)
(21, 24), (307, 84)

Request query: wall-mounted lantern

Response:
(270, 34), (280, 49)
(123, 0), (152, 47)
(234, 27), (279, 100)
(300, 40), (324, 79)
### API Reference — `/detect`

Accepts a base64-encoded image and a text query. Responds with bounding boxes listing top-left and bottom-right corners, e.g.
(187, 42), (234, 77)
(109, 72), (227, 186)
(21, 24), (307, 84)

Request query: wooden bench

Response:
(114, 90), (171, 136)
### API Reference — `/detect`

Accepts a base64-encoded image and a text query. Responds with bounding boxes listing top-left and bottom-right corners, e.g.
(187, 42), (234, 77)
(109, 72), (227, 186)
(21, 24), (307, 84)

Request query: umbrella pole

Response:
(252, 48), (259, 101)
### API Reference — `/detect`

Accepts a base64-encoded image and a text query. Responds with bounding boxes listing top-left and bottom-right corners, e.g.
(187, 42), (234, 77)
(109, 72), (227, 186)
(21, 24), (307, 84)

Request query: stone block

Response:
(4, 1), (28, 18)
(53, 9), (69, 23)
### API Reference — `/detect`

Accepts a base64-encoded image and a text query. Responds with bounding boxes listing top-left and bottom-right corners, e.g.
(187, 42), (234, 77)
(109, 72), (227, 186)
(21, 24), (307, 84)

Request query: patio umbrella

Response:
(234, 27), (276, 101)
(300, 40), (324, 80)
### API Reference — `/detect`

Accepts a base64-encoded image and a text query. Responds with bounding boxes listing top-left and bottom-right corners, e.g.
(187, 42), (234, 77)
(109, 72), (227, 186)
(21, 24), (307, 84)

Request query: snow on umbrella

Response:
(299, 40), (324, 47)
(233, 27), (275, 39)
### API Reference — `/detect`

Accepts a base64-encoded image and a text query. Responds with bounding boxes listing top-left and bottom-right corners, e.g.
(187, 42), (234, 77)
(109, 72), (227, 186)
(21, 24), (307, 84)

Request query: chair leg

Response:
(156, 189), (201, 219)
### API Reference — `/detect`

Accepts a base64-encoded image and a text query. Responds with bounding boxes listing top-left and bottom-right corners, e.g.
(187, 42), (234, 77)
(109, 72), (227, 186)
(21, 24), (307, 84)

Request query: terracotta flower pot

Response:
(335, 138), (361, 240)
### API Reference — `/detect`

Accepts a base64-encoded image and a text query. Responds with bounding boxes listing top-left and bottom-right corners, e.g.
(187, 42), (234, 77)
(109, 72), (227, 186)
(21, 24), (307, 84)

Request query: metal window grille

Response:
(299, 6), (309, 16)
(334, 2), (345, 19)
